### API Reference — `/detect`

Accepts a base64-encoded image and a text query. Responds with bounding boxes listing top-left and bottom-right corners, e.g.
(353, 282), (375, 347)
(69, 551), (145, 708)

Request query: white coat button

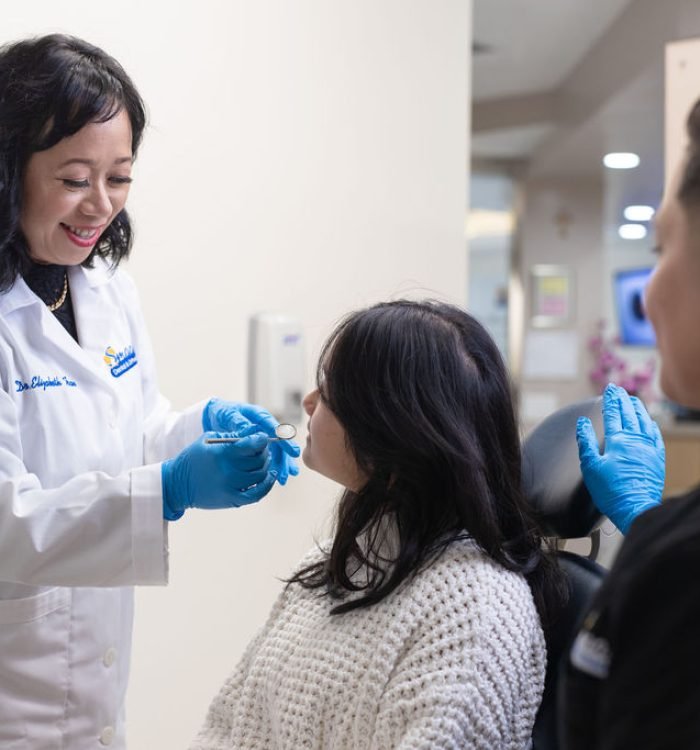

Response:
(103, 647), (117, 667)
(99, 726), (115, 746)
(108, 413), (117, 429)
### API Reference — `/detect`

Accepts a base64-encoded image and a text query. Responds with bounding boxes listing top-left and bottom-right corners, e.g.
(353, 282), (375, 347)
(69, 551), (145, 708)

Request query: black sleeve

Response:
(563, 505), (700, 750)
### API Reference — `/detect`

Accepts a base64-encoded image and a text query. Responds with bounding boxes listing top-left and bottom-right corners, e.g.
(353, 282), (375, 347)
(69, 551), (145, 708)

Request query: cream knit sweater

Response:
(190, 538), (546, 750)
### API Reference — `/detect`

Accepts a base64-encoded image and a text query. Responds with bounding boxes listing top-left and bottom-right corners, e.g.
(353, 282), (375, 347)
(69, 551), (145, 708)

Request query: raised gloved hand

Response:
(576, 383), (665, 534)
(202, 398), (300, 484)
(161, 432), (276, 520)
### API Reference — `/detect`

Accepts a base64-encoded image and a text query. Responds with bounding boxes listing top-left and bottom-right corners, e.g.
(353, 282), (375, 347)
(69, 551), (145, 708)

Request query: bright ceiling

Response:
(472, 0), (635, 102)
(470, 0), (676, 243)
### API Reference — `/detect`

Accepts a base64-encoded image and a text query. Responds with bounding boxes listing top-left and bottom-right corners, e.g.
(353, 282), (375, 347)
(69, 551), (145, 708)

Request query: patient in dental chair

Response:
(190, 300), (565, 750)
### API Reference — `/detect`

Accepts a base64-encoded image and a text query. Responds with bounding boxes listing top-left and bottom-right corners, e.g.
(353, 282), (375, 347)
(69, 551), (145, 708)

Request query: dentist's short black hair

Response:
(289, 299), (565, 624)
(0, 33), (147, 290)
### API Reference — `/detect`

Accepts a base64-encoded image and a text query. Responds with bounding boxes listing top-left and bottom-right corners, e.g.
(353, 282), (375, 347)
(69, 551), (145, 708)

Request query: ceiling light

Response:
(603, 152), (640, 169)
(618, 223), (647, 240)
(624, 205), (655, 221)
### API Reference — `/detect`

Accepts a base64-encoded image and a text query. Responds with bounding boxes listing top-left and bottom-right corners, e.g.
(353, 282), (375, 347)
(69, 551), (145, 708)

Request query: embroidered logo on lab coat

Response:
(103, 345), (138, 378)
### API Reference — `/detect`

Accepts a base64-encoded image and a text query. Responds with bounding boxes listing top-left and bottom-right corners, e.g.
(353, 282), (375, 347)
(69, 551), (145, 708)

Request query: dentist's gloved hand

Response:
(161, 432), (276, 521)
(202, 398), (301, 484)
(576, 383), (665, 534)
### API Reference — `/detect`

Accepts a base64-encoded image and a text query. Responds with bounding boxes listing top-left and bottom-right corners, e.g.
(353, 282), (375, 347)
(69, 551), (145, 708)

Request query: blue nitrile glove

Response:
(268, 439), (300, 485)
(161, 432), (276, 521)
(576, 383), (665, 534)
(202, 398), (301, 485)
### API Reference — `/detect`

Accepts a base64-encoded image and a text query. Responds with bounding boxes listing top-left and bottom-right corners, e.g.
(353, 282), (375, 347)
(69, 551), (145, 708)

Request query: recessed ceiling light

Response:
(618, 223), (648, 240)
(623, 205), (655, 221)
(603, 152), (640, 169)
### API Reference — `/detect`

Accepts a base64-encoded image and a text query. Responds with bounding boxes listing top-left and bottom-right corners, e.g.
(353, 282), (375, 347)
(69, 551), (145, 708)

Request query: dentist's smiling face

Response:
(20, 109), (133, 266)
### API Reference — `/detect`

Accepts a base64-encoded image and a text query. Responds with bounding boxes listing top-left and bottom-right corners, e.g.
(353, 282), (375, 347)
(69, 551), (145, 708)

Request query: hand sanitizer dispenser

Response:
(248, 313), (305, 424)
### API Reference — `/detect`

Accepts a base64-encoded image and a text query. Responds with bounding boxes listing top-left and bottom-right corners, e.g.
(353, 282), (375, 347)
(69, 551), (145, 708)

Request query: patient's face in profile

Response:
(301, 388), (366, 491)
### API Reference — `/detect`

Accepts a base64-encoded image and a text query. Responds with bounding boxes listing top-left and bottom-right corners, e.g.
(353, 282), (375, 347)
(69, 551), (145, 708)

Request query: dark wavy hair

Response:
(679, 97), (700, 209)
(289, 299), (565, 624)
(0, 34), (147, 290)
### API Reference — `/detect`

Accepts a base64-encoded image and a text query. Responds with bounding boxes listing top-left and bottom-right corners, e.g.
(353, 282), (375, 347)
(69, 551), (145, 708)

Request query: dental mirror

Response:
(274, 423), (297, 440)
(205, 422), (297, 444)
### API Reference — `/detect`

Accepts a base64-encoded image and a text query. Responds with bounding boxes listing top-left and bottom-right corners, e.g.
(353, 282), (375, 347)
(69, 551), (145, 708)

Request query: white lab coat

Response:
(0, 259), (203, 749)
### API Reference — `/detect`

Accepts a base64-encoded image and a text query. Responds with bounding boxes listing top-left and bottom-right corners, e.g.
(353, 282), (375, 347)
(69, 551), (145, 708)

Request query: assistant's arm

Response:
(563, 512), (700, 749)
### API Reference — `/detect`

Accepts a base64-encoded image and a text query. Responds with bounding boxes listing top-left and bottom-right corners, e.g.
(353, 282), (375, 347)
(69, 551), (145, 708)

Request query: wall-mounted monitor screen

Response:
(614, 267), (656, 346)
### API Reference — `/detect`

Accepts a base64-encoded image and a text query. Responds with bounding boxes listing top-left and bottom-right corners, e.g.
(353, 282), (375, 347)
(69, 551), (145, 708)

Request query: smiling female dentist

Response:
(0, 33), (299, 749)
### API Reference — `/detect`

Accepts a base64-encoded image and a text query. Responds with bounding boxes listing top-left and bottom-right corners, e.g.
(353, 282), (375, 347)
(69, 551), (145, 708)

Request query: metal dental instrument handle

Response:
(205, 423), (297, 444)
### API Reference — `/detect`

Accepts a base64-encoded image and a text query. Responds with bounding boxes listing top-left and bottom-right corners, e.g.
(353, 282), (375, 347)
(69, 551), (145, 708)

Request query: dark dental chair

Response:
(521, 397), (608, 750)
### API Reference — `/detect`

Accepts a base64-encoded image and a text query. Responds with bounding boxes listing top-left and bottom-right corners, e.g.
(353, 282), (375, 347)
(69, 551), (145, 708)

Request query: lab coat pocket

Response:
(0, 587), (72, 744)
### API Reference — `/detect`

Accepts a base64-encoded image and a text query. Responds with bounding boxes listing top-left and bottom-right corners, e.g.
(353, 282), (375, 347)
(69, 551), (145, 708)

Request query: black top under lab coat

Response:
(561, 485), (700, 749)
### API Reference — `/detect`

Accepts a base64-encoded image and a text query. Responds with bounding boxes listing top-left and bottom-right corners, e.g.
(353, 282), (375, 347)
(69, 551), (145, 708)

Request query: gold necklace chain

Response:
(47, 273), (68, 312)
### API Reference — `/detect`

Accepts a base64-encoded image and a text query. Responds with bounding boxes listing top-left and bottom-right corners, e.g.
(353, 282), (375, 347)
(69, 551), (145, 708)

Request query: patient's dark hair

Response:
(679, 97), (700, 209)
(0, 33), (147, 290)
(289, 299), (564, 623)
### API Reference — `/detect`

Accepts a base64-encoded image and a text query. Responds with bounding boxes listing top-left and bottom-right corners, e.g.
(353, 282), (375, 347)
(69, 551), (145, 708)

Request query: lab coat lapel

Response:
(65, 264), (121, 394)
(14, 268), (114, 395)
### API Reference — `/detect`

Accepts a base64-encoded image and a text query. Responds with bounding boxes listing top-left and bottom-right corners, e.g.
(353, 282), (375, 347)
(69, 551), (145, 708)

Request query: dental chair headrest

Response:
(521, 397), (604, 539)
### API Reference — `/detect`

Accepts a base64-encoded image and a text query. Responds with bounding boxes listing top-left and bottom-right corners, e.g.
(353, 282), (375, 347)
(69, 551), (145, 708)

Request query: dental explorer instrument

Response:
(205, 423), (297, 444)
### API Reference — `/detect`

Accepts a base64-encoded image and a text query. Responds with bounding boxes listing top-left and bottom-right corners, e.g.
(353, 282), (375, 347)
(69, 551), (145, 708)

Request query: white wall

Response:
(3, 2), (471, 747)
